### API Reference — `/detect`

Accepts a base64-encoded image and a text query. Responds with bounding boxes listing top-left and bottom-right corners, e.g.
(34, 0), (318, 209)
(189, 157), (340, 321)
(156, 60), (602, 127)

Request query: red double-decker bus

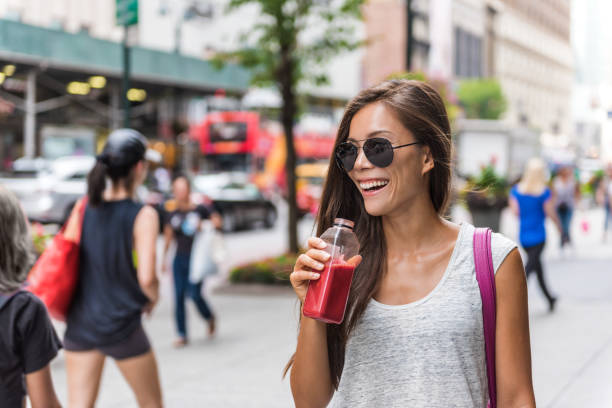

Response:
(190, 110), (335, 189)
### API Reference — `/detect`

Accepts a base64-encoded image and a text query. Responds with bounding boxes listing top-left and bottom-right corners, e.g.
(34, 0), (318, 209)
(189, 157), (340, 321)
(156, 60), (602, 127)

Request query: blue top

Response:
(65, 199), (149, 347)
(511, 185), (551, 247)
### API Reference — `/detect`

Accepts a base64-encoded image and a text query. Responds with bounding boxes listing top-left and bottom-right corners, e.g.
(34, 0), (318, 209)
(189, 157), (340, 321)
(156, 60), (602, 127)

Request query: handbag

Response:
(189, 221), (225, 284)
(473, 228), (497, 408)
(27, 197), (87, 321)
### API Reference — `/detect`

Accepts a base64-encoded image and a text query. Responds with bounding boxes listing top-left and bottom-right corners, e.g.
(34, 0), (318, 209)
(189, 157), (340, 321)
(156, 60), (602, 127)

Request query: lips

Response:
(359, 180), (389, 190)
(357, 178), (389, 195)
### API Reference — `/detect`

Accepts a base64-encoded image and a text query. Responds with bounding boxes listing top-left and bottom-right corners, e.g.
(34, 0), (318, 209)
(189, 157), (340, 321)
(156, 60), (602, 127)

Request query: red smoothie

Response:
(303, 261), (355, 324)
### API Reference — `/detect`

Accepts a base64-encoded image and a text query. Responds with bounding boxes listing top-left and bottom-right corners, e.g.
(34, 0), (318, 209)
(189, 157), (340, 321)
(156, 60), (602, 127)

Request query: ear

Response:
(421, 145), (434, 176)
(136, 160), (147, 177)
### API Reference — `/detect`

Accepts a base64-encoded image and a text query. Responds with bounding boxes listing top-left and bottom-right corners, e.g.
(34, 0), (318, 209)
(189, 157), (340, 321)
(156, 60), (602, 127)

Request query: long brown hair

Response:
(285, 79), (453, 388)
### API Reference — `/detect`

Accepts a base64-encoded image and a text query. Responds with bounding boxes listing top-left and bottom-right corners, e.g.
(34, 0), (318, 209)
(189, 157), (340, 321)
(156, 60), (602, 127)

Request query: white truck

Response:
(454, 119), (541, 183)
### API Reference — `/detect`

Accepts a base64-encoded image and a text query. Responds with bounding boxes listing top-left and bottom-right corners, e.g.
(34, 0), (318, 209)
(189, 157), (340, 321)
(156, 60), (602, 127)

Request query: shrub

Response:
(229, 253), (299, 285)
(457, 79), (507, 120)
(461, 160), (509, 210)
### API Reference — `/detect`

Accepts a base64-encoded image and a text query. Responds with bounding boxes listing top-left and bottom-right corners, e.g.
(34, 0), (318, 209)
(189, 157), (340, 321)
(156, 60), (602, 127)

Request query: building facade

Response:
(571, 0), (612, 161)
(0, 0), (250, 163)
(494, 0), (573, 139)
(360, 0), (573, 138)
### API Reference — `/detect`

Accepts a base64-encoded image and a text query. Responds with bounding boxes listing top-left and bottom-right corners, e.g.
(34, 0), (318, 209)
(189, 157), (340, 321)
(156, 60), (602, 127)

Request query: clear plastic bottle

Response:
(303, 218), (360, 324)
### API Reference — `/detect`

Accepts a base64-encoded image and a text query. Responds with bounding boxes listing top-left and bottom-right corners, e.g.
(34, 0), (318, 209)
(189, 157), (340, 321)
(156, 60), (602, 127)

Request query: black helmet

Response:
(97, 129), (151, 168)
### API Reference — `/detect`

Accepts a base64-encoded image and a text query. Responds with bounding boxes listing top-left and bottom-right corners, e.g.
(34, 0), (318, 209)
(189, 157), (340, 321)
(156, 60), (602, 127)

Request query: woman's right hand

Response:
(290, 237), (330, 303)
(290, 237), (362, 303)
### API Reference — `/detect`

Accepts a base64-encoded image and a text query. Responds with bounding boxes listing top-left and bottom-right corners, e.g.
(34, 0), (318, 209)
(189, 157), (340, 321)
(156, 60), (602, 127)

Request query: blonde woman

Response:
(509, 158), (562, 312)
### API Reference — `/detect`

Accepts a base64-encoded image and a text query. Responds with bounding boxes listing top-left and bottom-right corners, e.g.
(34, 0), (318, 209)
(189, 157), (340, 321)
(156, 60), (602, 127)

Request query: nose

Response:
(352, 145), (373, 171)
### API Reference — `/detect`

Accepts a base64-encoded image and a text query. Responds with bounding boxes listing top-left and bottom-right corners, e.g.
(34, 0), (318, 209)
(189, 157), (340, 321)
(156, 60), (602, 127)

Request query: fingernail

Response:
(315, 262), (324, 269)
(313, 273), (320, 278)
(318, 240), (327, 248)
(323, 253), (330, 260)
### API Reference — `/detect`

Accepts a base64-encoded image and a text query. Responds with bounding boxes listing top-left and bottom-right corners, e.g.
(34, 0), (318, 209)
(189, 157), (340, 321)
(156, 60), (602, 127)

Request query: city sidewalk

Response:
(459, 205), (612, 407)
(46, 206), (612, 407)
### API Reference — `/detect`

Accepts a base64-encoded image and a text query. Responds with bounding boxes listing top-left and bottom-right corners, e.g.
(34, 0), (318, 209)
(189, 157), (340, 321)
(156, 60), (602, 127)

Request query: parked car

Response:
(192, 172), (277, 232)
(0, 156), (95, 224)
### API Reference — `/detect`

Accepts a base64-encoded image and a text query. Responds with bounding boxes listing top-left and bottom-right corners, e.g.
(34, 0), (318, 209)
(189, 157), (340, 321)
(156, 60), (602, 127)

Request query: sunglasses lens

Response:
(364, 138), (393, 168)
(336, 143), (357, 171)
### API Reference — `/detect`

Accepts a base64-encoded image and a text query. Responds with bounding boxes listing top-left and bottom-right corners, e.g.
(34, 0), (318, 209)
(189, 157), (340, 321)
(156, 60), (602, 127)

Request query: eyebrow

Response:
(347, 130), (395, 142)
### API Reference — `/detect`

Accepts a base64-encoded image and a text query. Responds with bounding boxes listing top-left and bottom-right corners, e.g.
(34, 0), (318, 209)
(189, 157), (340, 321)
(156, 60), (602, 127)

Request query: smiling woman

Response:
(286, 80), (536, 408)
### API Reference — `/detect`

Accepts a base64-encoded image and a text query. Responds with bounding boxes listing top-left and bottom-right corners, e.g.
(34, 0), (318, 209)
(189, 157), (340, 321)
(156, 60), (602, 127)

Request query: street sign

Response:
(116, 0), (138, 26)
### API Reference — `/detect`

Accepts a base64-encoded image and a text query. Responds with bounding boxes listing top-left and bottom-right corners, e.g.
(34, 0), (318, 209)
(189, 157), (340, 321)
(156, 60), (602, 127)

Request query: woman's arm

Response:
(544, 198), (562, 233)
(495, 249), (536, 408)
(508, 196), (519, 217)
(162, 223), (174, 273)
(210, 211), (223, 230)
(133, 205), (160, 305)
(26, 365), (62, 408)
(291, 315), (335, 407)
(289, 237), (350, 407)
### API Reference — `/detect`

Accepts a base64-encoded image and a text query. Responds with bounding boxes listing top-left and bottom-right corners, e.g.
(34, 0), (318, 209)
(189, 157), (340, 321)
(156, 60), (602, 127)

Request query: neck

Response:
(104, 182), (133, 201)
(382, 194), (447, 255)
(176, 198), (192, 210)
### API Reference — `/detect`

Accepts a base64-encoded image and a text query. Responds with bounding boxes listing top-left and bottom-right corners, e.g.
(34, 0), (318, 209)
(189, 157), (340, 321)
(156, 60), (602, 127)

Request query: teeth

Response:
(359, 180), (389, 190)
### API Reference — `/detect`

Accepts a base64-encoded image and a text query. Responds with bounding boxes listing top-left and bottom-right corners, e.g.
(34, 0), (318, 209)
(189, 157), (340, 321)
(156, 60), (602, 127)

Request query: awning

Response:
(0, 19), (250, 92)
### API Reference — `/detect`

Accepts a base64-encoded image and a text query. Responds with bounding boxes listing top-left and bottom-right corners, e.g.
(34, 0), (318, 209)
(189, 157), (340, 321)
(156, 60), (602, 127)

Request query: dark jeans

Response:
(557, 206), (573, 246)
(524, 242), (555, 306)
(173, 253), (214, 339)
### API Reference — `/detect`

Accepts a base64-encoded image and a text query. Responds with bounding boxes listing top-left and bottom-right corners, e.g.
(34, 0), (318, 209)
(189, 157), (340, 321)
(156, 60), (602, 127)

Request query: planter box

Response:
(466, 192), (507, 232)
(469, 206), (503, 232)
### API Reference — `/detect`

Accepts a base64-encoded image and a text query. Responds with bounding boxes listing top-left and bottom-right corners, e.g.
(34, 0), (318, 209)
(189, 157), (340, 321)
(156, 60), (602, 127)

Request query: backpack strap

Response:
(473, 227), (497, 408)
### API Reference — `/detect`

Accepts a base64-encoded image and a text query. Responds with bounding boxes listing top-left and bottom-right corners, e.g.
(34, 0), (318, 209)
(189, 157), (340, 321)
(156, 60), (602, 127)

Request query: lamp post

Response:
(116, 0), (138, 127)
(406, 0), (414, 71)
(122, 23), (131, 127)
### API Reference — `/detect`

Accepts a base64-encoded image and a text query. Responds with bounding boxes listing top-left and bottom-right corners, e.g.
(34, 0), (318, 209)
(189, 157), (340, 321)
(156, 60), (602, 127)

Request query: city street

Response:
(1, 2), (609, 407)
(46, 203), (612, 407)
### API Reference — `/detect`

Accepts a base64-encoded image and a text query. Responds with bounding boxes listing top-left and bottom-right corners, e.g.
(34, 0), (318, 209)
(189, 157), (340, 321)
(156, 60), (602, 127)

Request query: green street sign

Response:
(116, 0), (138, 26)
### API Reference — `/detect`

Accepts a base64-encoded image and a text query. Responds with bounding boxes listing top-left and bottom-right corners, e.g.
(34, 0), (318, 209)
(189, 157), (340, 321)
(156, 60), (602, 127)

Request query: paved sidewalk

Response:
(468, 205), (612, 407)
(47, 206), (612, 407)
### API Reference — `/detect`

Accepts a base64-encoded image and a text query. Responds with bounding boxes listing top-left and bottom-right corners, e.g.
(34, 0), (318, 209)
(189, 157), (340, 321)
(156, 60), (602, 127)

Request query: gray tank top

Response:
(330, 223), (516, 408)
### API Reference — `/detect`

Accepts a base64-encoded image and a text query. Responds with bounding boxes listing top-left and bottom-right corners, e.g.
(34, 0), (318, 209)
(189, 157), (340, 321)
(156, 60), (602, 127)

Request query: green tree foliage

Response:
(457, 79), (507, 120)
(214, 0), (364, 253)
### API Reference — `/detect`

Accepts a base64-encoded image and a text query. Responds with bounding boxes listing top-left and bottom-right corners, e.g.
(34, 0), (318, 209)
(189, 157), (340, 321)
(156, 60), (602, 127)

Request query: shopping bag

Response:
(27, 198), (87, 321)
(189, 221), (225, 284)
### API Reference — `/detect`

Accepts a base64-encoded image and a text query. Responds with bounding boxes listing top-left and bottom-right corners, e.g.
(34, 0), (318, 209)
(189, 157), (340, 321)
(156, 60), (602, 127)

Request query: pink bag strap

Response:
(473, 227), (497, 408)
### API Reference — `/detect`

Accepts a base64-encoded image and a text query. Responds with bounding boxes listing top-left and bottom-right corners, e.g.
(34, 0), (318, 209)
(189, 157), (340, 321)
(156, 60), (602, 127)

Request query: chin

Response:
(363, 199), (389, 217)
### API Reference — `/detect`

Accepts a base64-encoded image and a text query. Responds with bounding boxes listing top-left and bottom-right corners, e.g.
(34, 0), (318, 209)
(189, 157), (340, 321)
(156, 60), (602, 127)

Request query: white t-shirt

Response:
(330, 223), (517, 408)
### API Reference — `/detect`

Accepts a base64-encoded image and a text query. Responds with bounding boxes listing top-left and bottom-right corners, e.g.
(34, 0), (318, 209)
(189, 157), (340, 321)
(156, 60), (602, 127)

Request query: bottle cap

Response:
(333, 218), (354, 229)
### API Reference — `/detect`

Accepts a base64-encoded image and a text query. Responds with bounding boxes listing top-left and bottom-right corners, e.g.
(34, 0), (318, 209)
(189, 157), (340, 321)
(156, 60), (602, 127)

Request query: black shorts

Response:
(63, 324), (151, 360)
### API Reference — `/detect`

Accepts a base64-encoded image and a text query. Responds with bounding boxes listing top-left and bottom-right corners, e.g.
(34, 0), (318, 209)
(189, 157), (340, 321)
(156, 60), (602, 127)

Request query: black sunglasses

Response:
(335, 137), (421, 172)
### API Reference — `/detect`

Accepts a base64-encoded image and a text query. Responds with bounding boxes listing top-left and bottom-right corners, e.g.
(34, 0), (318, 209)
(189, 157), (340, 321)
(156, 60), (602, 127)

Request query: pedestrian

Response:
(597, 164), (612, 242)
(287, 80), (536, 407)
(552, 165), (579, 248)
(63, 129), (163, 407)
(162, 174), (221, 347)
(0, 186), (62, 408)
(510, 158), (562, 312)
